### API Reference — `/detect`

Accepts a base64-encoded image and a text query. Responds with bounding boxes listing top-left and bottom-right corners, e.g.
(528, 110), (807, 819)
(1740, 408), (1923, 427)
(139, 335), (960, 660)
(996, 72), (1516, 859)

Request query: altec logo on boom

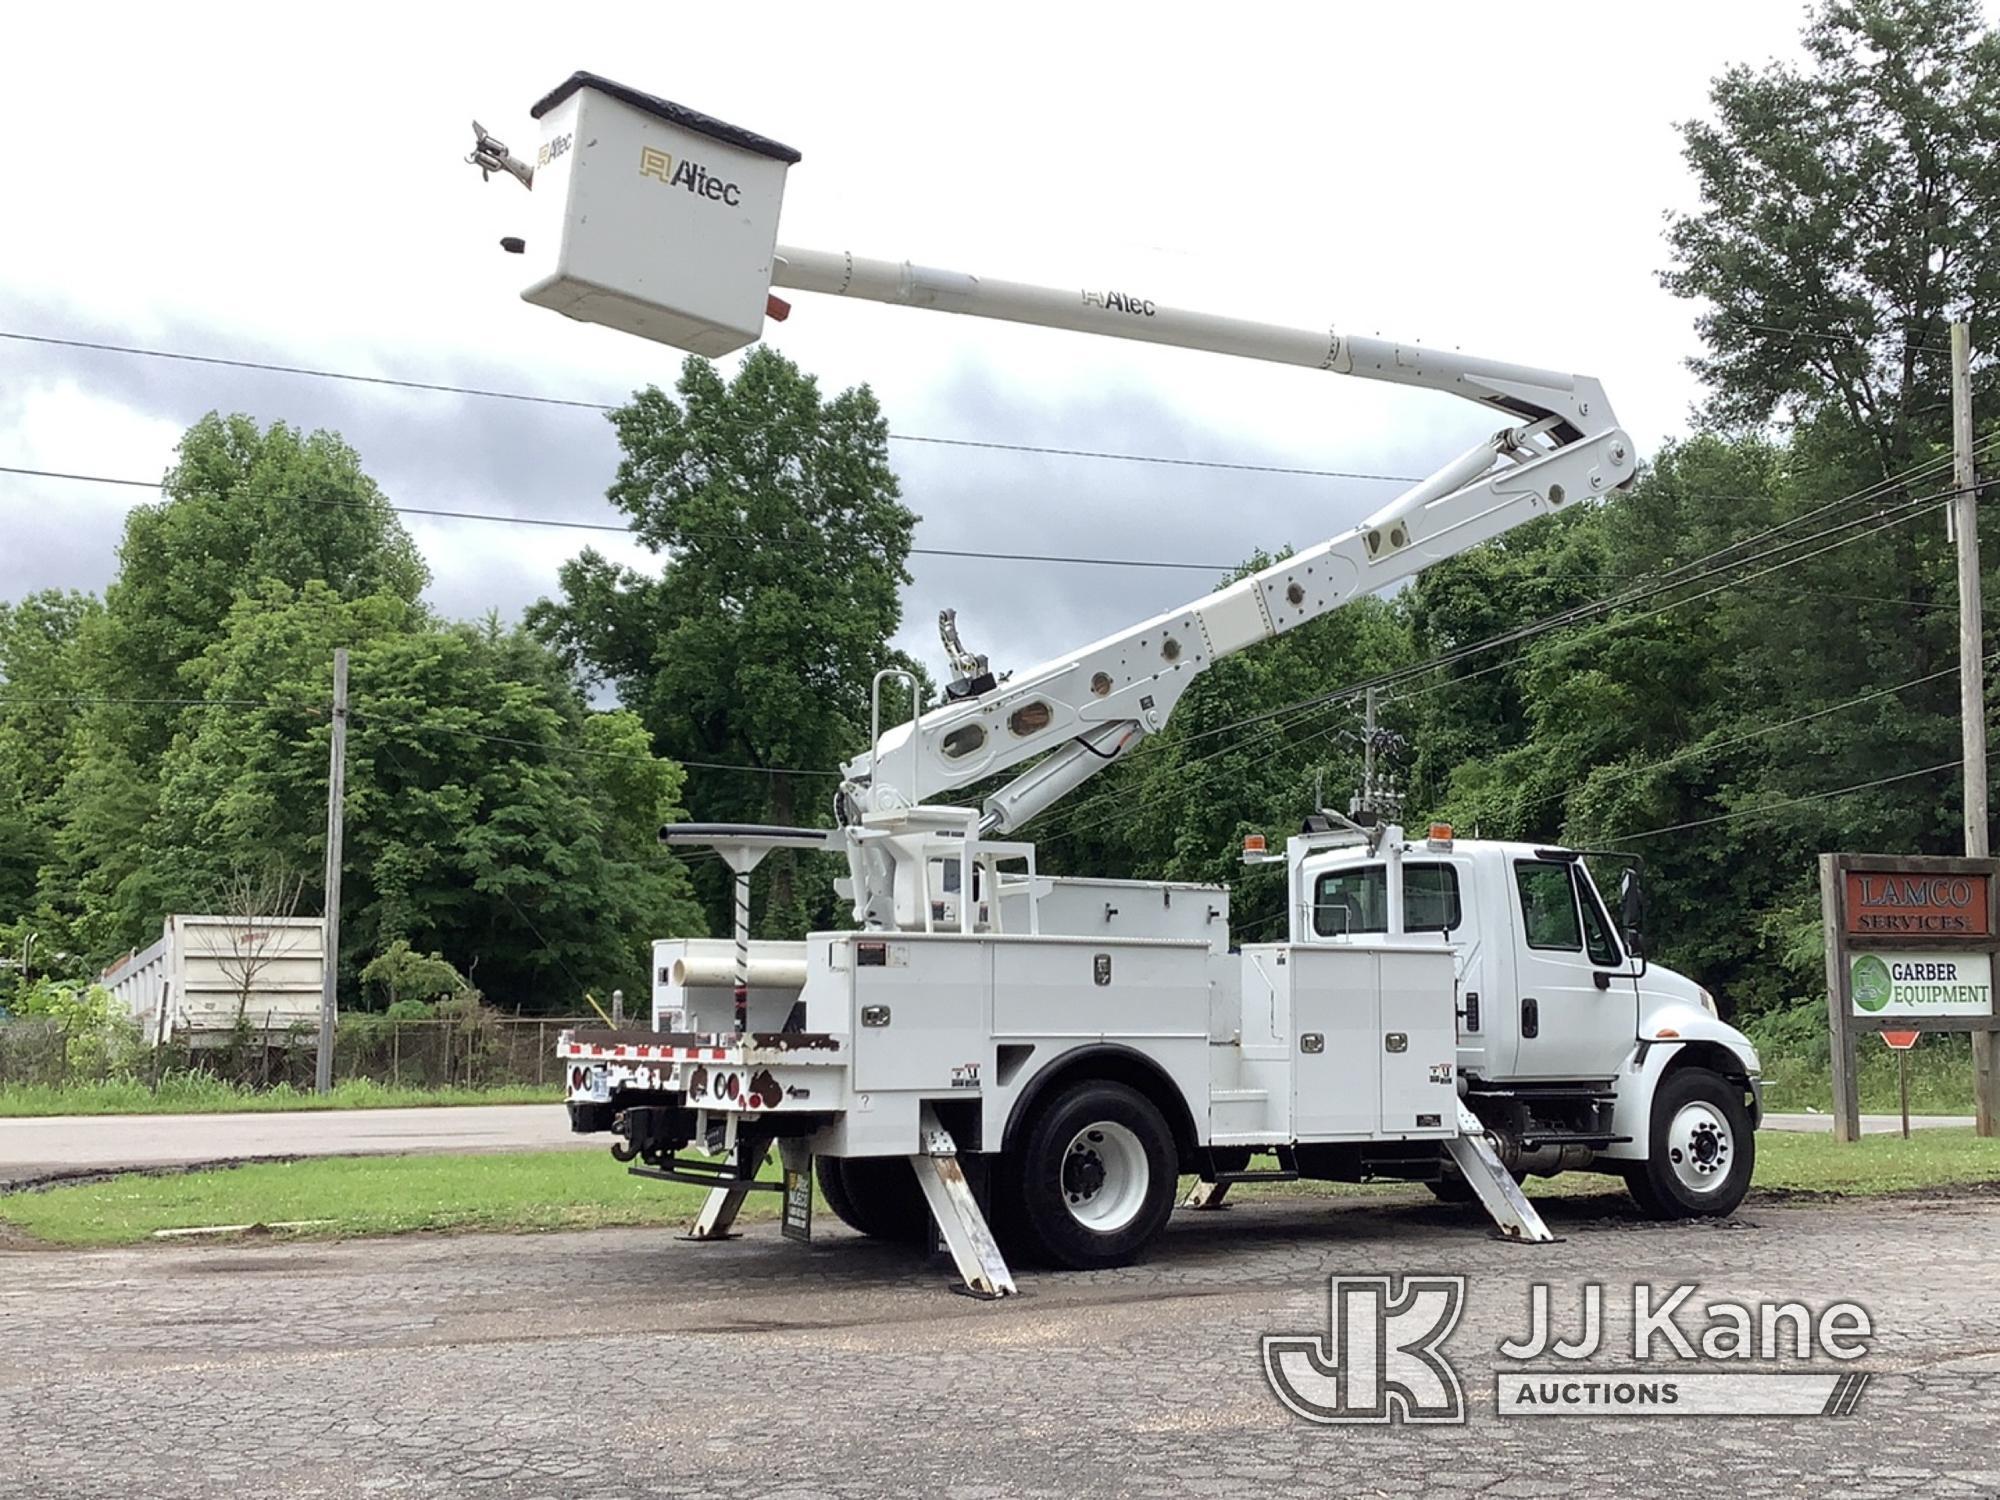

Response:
(1082, 289), (1157, 317)
(638, 146), (743, 206)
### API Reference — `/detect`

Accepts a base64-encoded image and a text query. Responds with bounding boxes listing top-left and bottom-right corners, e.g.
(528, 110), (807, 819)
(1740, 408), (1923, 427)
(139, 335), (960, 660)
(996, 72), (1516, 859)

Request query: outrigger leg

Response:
(910, 1105), (1017, 1299)
(1446, 1102), (1557, 1243)
(684, 1136), (773, 1241)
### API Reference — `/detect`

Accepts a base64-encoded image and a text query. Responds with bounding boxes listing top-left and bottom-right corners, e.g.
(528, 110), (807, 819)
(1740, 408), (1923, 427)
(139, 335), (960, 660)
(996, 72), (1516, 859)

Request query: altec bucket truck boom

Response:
(470, 74), (1763, 1295)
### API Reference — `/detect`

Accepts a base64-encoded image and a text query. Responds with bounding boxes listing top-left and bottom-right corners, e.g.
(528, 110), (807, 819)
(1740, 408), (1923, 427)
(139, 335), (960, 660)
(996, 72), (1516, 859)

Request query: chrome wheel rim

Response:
(1665, 1101), (1733, 1194)
(1061, 1120), (1149, 1232)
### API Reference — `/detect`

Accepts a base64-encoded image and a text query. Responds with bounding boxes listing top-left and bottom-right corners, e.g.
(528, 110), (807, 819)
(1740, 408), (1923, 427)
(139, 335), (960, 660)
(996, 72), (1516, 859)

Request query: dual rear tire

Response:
(817, 1079), (1181, 1272)
(816, 1154), (930, 1243)
(999, 1079), (1179, 1270)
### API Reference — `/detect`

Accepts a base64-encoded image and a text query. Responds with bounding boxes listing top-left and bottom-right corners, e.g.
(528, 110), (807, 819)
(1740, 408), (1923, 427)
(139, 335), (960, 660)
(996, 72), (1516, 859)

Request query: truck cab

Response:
(1289, 820), (1763, 1213)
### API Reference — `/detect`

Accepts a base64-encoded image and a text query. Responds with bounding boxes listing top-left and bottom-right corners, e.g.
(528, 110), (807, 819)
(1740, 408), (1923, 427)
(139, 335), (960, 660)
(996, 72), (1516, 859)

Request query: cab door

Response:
(1502, 857), (1637, 1080)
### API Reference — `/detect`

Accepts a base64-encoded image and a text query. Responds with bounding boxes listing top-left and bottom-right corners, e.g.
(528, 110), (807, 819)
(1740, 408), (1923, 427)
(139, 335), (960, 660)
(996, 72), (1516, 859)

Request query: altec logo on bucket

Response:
(638, 146), (743, 206)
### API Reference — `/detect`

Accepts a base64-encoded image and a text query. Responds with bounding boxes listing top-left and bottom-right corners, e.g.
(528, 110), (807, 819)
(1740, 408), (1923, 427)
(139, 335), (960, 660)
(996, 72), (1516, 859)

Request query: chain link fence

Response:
(0, 1015), (595, 1092)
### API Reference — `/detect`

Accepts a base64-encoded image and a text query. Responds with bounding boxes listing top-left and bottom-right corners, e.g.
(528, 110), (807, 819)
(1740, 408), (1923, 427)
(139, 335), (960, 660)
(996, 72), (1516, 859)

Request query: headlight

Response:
(1697, 987), (1718, 1017)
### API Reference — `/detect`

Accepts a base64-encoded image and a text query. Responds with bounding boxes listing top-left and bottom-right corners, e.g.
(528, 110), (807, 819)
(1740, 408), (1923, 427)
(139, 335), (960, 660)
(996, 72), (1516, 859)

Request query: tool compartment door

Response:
(1377, 947), (1458, 1135)
(1289, 947), (1381, 1139)
(848, 937), (990, 1093)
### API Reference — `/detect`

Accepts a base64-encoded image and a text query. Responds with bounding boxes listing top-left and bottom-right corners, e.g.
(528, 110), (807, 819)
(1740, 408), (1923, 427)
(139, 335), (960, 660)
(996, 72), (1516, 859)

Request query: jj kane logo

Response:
(1262, 1276), (1875, 1424)
(1264, 1275), (1467, 1424)
(639, 146), (744, 206)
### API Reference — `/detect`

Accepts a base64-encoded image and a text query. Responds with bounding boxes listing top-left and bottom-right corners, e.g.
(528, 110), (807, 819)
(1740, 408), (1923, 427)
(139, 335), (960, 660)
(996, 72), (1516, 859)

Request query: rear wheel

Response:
(1004, 1080), (1177, 1270)
(816, 1156), (931, 1243)
(1623, 1067), (1755, 1219)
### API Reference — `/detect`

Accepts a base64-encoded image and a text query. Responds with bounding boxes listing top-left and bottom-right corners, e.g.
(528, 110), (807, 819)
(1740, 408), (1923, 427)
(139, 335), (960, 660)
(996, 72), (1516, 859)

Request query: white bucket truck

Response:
(471, 74), (1762, 1295)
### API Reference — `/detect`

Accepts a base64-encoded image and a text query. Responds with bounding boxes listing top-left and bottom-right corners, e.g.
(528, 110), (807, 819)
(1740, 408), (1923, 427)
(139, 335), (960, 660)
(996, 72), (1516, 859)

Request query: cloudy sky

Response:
(2, 2), (1822, 681)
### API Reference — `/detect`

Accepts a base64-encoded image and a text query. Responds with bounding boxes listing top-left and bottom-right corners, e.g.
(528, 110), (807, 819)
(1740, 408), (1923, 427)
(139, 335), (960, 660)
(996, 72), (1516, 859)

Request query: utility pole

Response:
(1952, 321), (1996, 1138)
(1362, 687), (1378, 799)
(315, 648), (348, 1096)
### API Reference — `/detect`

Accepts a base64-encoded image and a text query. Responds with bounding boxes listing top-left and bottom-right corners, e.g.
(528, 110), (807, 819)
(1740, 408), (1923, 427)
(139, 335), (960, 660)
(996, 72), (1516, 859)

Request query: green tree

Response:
(0, 591), (95, 935)
(90, 411), (428, 759)
(46, 414), (432, 956)
(361, 939), (473, 1012)
(532, 347), (918, 937)
(132, 582), (704, 1009)
(1664, 0), (2000, 471)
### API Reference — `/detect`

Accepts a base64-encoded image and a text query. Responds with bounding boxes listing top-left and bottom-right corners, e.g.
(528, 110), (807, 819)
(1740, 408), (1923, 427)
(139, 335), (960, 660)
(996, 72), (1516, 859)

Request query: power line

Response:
(0, 693), (305, 709)
(1513, 655), (1998, 815)
(0, 691), (840, 781)
(1029, 462), (1988, 844)
(1173, 448), (1997, 751)
(1716, 317), (1957, 358)
(0, 463), (1244, 574)
(347, 709), (841, 778)
(0, 329), (1419, 485)
(1615, 755), (1975, 843)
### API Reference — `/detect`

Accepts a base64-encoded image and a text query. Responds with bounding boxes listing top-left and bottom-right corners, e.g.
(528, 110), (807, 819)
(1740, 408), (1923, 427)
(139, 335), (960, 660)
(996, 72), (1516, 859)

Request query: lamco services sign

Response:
(1843, 870), (1990, 937)
(1821, 851), (2000, 1142)
(1848, 950), (1994, 1018)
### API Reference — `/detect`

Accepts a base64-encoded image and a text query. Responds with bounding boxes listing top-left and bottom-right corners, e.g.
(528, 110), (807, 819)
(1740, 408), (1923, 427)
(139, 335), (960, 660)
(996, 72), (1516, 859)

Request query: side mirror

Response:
(1618, 868), (1647, 958)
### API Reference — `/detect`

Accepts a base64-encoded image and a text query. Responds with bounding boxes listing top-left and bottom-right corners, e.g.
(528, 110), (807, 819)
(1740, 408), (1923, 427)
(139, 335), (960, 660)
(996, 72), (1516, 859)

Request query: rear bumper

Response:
(557, 1027), (846, 1125)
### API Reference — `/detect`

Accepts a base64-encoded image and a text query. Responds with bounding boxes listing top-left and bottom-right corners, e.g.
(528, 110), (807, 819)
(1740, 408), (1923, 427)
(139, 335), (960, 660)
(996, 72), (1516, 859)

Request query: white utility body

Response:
(473, 73), (1763, 1294)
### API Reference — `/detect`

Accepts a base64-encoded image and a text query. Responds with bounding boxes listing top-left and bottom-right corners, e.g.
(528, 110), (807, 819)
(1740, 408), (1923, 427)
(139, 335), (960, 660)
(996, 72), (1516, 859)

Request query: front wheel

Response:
(1624, 1067), (1755, 1219)
(1003, 1080), (1177, 1270)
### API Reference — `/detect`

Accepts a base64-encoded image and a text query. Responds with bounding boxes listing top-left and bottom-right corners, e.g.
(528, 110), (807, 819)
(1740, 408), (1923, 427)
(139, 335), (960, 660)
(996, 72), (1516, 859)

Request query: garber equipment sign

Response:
(1821, 851), (2000, 1142)
(1843, 871), (1990, 936)
(1849, 951), (1994, 1017)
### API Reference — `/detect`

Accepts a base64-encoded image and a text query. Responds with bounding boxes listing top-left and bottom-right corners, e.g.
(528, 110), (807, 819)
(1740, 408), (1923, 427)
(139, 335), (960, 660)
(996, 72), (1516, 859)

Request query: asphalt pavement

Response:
(2, 1189), (1995, 1498)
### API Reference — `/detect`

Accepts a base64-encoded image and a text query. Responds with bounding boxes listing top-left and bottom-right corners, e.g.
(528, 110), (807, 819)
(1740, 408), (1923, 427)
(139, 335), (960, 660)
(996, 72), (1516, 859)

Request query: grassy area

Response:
(4, 1129), (1997, 1249)
(1751, 1028), (1978, 1115)
(1736, 1127), (2000, 1194)
(0, 1076), (560, 1117)
(0, 1150), (729, 1246)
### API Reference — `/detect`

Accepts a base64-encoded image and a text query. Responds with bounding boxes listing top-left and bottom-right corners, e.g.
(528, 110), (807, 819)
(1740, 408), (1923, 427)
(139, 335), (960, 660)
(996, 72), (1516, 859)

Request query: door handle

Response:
(1521, 996), (1539, 1039)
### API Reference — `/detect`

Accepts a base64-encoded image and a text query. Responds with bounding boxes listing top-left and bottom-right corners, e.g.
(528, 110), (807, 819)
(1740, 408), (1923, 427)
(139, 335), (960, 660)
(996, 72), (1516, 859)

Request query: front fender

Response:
(1600, 1012), (1761, 1163)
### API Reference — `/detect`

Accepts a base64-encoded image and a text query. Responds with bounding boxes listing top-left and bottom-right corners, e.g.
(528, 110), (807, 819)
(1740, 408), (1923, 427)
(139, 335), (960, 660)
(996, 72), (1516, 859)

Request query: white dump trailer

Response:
(100, 916), (326, 1046)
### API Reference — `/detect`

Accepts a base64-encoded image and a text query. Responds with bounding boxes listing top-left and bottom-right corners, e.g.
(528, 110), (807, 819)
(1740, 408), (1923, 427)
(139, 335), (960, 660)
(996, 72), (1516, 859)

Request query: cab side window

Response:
(1514, 860), (1582, 951)
(1313, 867), (1387, 936)
(1403, 863), (1463, 934)
(1574, 869), (1622, 968)
(1312, 863), (1462, 936)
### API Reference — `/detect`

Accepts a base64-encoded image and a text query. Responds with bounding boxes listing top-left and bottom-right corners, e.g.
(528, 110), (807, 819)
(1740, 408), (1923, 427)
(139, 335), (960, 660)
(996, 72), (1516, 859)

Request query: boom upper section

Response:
(469, 71), (1634, 848)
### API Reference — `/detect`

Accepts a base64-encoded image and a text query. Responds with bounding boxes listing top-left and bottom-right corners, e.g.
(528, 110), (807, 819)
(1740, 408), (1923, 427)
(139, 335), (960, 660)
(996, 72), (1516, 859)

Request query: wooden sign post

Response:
(1820, 852), (2000, 1142)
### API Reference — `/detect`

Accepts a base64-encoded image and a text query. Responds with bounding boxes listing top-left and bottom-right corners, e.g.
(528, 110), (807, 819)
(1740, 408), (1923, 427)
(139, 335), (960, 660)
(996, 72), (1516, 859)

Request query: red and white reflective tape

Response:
(562, 1041), (732, 1062)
